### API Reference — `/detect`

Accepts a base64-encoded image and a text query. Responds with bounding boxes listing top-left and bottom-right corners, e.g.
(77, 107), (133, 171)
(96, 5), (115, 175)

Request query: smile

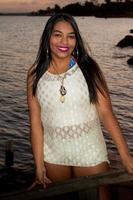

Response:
(57, 46), (69, 52)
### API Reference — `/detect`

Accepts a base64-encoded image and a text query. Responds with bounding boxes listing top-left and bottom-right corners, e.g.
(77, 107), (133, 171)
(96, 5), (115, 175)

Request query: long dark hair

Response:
(30, 13), (108, 103)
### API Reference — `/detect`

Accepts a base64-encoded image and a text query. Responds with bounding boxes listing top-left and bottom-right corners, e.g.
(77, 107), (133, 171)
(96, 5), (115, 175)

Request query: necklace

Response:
(51, 62), (67, 103)
(48, 57), (77, 103)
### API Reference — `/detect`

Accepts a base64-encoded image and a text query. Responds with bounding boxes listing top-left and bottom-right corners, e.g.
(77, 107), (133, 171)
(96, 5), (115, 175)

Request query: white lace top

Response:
(37, 63), (109, 166)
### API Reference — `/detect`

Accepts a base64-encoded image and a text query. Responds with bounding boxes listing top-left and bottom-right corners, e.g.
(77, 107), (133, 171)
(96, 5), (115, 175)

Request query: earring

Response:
(75, 47), (79, 59)
(72, 47), (79, 58)
(46, 48), (49, 59)
(76, 48), (79, 57)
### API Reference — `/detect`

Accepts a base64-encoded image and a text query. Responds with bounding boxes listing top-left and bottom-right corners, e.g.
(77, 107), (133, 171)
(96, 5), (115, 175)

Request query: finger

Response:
(44, 177), (52, 183)
(43, 183), (47, 188)
(45, 177), (52, 182)
(27, 181), (37, 191)
(126, 165), (133, 174)
(128, 168), (133, 174)
(44, 176), (52, 181)
(43, 181), (52, 188)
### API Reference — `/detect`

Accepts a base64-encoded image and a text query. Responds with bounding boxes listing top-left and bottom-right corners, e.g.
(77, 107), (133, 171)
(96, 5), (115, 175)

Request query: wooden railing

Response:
(0, 169), (133, 200)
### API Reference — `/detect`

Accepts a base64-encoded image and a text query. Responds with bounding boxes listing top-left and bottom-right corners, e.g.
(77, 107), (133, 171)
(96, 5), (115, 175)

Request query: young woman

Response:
(27, 13), (133, 200)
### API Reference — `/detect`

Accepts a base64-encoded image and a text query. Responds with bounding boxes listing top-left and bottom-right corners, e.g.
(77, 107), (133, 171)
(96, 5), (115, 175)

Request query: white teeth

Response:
(58, 47), (68, 50)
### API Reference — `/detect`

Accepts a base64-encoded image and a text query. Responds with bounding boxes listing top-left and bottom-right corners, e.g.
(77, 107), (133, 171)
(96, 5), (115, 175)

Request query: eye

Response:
(52, 33), (62, 37)
(68, 35), (76, 39)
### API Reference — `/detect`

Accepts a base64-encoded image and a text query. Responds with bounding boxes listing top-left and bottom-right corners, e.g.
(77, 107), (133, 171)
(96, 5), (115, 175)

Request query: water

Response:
(0, 16), (133, 171)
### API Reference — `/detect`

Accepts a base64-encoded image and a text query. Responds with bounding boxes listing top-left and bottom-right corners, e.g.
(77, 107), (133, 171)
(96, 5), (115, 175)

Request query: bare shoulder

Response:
(26, 64), (41, 113)
(27, 64), (36, 90)
(27, 64), (36, 81)
(27, 64), (37, 103)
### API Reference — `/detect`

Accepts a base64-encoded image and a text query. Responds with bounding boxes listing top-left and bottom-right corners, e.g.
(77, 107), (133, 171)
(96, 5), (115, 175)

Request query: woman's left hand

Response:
(121, 154), (133, 174)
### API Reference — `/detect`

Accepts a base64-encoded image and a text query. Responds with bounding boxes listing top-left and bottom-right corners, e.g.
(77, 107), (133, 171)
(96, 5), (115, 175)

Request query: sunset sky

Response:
(0, 0), (91, 13)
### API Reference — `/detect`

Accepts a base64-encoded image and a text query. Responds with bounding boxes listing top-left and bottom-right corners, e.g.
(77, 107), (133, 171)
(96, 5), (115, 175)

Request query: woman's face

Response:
(50, 20), (76, 59)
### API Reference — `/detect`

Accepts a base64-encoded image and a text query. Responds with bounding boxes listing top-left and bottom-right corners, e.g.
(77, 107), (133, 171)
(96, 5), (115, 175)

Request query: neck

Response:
(51, 56), (71, 73)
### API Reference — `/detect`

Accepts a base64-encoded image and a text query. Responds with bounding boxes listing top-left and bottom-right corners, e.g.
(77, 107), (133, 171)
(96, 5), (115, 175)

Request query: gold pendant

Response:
(60, 95), (65, 103)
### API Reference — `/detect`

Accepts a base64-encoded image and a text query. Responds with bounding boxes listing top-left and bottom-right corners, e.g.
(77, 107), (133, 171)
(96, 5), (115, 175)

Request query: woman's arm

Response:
(96, 90), (133, 174)
(27, 69), (44, 177)
(27, 69), (52, 189)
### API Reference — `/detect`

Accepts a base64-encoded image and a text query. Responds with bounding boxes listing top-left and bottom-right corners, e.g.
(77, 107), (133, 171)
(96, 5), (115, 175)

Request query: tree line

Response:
(29, 1), (133, 17)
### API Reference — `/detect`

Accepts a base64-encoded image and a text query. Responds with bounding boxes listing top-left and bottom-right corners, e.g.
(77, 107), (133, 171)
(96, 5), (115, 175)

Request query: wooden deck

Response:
(0, 169), (133, 200)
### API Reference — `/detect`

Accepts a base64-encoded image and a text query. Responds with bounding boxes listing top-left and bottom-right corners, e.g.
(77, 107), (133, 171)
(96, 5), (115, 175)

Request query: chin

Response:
(55, 52), (72, 59)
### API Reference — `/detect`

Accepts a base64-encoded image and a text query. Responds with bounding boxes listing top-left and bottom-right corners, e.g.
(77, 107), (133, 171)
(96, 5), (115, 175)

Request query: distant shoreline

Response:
(0, 2), (133, 18)
(0, 13), (133, 18)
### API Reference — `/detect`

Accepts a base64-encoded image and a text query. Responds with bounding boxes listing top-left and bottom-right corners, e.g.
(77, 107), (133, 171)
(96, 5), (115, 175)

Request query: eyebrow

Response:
(52, 30), (75, 34)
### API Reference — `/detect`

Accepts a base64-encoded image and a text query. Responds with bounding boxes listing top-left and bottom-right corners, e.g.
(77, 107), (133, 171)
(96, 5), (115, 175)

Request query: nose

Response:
(61, 36), (68, 44)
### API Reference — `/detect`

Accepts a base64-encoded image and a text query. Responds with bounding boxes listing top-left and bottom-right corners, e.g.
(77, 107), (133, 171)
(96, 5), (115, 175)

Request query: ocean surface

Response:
(0, 16), (133, 171)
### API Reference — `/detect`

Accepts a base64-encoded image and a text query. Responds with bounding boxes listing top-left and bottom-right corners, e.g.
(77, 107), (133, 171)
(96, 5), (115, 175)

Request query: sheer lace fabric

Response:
(37, 64), (109, 166)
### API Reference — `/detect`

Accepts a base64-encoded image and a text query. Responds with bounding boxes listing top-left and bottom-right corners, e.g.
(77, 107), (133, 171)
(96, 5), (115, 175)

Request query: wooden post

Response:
(5, 140), (14, 169)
